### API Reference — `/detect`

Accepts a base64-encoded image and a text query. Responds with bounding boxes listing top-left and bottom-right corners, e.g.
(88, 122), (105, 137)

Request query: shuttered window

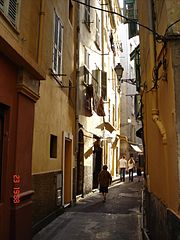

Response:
(0, 0), (19, 26)
(0, 0), (4, 10)
(101, 71), (107, 101)
(123, 0), (138, 39)
(84, 0), (90, 30)
(53, 11), (63, 75)
(95, 13), (100, 49)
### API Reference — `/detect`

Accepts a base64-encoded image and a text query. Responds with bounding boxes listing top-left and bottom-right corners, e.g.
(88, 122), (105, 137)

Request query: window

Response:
(130, 45), (140, 91)
(84, 47), (90, 84)
(84, 66), (90, 85)
(84, 0), (90, 30)
(50, 134), (57, 158)
(84, 47), (90, 68)
(95, 13), (100, 49)
(53, 11), (63, 75)
(69, 0), (73, 24)
(123, 0), (138, 39)
(0, 0), (20, 26)
(101, 71), (107, 101)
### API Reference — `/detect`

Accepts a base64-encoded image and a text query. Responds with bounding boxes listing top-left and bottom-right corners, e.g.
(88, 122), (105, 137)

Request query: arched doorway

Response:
(77, 130), (84, 196)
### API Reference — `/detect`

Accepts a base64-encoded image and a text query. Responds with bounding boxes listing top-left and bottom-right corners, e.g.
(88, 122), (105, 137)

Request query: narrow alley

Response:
(33, 177), (143, 240)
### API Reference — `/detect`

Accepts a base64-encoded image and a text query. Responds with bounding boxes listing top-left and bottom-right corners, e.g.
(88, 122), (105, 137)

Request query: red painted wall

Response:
(0, 54), (17, 240)
(0, 54), (35, 240)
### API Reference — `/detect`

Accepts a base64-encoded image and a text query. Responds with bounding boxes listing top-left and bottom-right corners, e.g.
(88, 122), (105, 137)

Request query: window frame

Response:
(52, 11), (64, 76)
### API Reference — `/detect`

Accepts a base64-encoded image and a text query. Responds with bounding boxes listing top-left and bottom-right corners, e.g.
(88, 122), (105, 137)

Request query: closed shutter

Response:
(0, 0), (4, 11)
(101, 71), (107, 101)
(8, 0), (18, 26)
(92, 69), (100, 113)
(95, 13), (100, 49)
(128, 22), (138, 39)
(84, 0), (90, 29)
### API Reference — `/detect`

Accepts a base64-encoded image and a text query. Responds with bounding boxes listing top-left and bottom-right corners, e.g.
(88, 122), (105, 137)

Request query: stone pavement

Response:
(33, 177), (143, 240)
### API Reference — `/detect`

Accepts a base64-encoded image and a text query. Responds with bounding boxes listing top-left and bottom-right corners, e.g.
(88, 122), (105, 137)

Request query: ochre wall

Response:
(137, 0), (179, 214)
(32, 0), (75, 174)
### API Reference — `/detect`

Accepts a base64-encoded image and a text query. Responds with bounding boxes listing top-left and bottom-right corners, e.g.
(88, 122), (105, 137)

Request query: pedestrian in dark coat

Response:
(98, 165), (112, 202)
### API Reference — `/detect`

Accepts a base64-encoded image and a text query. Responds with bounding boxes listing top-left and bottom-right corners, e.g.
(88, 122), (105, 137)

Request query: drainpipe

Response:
(74, 2), (80, 201)
(101, 0), (106, 165)
(37, 0), (45, 64)
(152, 95), (167, 144)
(150, 0), (167, 145)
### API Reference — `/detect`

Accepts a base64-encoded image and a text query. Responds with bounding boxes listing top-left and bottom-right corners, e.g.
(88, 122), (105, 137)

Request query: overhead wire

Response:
(72, 0), (180, 43)
(72, 0), (163, 40)
(72, 0), (180, 95)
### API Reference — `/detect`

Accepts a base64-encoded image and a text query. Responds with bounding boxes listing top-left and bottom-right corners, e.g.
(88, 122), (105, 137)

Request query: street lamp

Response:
(114, 63), (124, 81)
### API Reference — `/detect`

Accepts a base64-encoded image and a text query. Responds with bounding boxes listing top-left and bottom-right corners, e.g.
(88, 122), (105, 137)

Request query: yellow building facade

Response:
(137, 0), (180, 238)
(76, 0), (122, 196)
(32, 0), (77, 233)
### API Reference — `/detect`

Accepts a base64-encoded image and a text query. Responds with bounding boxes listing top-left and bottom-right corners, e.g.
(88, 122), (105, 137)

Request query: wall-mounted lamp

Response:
(114, 63), (124, 80)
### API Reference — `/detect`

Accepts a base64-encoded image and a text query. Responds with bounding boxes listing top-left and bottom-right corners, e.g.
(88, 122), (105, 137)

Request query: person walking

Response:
(118, 155), (127, 182)
(128, 155), (135, 182)
(98, 165), (112, 202)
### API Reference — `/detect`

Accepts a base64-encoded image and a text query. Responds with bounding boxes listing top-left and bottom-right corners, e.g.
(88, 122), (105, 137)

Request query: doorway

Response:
(63, 137), (72, 206)
(93, 139), (102, 189)
(77, 130), (84, 196)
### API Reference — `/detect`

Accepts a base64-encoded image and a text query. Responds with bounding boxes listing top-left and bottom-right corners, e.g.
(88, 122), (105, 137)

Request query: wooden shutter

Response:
(84, 0), (90, 29)
(8, 0), (18, 25)
(0, 0), (4, 10)
(101, 71), (107, 101)
(95, 13), (100, 48)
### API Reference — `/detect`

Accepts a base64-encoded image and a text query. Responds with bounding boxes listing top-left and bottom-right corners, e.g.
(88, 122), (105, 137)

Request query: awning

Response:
(130, 144), (142, 153)
(117, 134), (128, 142)
(96, 122), (116, 133)
(84, 147), (93, 159)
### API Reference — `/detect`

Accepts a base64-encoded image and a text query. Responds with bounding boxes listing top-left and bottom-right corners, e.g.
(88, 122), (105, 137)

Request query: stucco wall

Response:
(32, 1), (75, 174)
(137, 0), (180, 219)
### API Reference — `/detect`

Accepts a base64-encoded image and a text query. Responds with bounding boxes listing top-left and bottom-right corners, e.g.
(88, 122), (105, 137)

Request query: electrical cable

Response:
(72, 0), (163, 40)
(164, 18), (180, 36)
(72, 0), (180, 42)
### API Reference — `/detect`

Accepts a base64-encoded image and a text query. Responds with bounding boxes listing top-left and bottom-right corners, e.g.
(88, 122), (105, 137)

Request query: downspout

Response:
(74, 2), (80, 200)
(152, 90), (167, 144)
(37, 0), (45, 64)
(101, 0), (106, 165)
(150, 0), (167, 145)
